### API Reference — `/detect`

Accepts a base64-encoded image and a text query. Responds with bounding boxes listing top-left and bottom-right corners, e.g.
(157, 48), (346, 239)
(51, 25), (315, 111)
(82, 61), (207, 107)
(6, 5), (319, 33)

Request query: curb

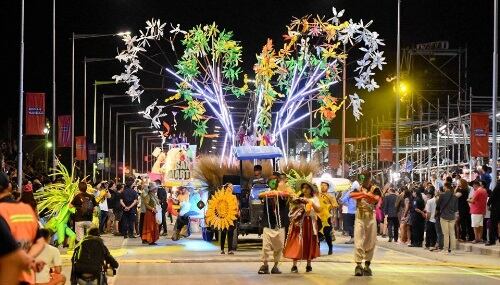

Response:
(457, 242), (500, 257)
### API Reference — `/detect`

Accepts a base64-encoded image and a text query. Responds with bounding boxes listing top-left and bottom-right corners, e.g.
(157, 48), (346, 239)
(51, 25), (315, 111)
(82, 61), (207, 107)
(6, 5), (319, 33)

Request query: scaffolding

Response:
(349, 43), (499, 181)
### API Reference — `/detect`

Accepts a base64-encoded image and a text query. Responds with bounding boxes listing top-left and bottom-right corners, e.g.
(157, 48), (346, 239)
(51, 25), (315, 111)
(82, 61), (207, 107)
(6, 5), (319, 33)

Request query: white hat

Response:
(351, 181), (361, 191)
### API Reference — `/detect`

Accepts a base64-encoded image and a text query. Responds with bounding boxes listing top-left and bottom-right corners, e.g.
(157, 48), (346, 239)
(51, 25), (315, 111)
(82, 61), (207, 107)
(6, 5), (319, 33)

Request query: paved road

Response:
(60, 231), (500, 285)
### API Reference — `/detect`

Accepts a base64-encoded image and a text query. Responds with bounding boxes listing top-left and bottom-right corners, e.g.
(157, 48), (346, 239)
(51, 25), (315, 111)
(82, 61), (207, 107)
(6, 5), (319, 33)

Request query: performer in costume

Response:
(350, 171), (381, 276)
(318, 179), (339, 255)
(283, 180), (321, 273)
(257, 175), (291, 274)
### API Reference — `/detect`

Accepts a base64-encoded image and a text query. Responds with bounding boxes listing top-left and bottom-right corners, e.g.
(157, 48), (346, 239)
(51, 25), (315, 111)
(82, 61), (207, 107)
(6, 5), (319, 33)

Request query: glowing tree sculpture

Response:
(113, 7), (385, 160)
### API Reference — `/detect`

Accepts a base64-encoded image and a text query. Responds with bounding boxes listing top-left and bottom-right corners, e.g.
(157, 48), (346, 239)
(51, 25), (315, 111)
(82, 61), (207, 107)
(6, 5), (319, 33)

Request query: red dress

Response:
(283, 204), (320, 260)
(142, 209), (159, 243)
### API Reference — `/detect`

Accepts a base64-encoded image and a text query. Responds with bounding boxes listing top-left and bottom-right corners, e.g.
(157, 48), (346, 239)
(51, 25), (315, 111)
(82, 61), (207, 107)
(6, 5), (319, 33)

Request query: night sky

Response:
(3, 0), (497, 146)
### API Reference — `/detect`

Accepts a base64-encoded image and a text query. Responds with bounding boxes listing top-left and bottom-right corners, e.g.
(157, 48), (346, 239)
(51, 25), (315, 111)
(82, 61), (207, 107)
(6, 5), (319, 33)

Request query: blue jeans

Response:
(122, 211), (136, 237)
(99, 210), (108, 233)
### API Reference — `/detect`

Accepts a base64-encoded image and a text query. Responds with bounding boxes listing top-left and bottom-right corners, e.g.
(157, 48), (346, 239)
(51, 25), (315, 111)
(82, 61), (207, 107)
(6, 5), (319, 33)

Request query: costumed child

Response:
(318, 179), (339, 255)
(283, 180), (321, 273)
(257, 175), (291, 274)
(349, 171), (381, 276)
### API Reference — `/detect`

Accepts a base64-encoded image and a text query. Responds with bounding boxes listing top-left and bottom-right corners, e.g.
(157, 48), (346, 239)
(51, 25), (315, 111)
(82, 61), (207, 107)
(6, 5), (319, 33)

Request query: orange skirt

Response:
(142, 210), (159, 243)
(283, 216), (320, 260)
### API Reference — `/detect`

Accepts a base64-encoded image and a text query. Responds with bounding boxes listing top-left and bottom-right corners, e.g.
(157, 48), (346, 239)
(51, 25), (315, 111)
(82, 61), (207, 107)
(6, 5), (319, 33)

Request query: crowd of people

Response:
(2, 152), (500, 283)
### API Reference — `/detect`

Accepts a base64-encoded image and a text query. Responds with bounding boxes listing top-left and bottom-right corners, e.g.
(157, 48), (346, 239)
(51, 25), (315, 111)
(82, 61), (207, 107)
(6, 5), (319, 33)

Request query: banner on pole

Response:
(471, 112), (489, 157)
(25, 93), (45, 135)
(75, 136), (87, 161)
(379, 130), (393, 162)
(57, 115), (72, 147)
(328, 144), (340, 169)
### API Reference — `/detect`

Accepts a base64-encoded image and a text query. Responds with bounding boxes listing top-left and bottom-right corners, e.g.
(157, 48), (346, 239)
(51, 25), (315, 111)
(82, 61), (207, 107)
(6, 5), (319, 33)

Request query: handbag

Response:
(155, 205), (163, 224)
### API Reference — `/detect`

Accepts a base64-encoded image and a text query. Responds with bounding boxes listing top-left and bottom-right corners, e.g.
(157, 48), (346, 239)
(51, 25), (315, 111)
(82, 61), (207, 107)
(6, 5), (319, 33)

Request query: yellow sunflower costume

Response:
(206, 185), (239, 230)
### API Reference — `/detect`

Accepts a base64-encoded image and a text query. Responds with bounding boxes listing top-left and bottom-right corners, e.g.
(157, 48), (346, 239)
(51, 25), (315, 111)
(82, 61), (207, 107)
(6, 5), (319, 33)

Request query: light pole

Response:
(395, 0), (401, 172)
(115, 112), (138, 181)
(43, 124), (50, 173)
(123, 122), (150, 179)
(492, 0), (498, 187)
(135, 132), (154, 173)
(101, 95), (125, 179)
(18, 0), (25, 192)
(71, 32), (129, 169)
(128, 127), (152, 173)
(52, 0), (56, 176)
(108, 105), (136, 180)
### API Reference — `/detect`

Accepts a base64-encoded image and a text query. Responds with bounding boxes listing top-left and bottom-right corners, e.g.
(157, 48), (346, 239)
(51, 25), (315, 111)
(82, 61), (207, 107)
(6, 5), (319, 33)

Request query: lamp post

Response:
(18, 0), (25, 192)
(71, 32), (129, 168)
(123, 122), (150, 180)
(492, 0), (498, 187)
(108, 105), (136, 180)
(128, 127), (152, 173)
(135, 132), (154, 173)
(114, 112), (138, 181)
(395, 0), (401, 172)
(100, 95), (126, 179)
(43, 124), (50, 173)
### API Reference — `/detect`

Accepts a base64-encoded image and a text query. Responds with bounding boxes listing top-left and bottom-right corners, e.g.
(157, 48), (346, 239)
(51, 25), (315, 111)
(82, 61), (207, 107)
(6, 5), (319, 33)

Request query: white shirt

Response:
(425, 197), (437, 223)
(95, 190), (109, 211)
(35, 244), (62, 283)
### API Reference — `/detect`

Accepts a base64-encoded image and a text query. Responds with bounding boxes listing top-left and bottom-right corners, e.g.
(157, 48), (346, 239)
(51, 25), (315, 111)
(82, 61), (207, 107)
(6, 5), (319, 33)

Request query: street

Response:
(59, 229), (500, 285)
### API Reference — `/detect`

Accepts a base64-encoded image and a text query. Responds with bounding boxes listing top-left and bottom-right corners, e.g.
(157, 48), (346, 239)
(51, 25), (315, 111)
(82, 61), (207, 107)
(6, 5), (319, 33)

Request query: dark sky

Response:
(3, 0), (497, 144)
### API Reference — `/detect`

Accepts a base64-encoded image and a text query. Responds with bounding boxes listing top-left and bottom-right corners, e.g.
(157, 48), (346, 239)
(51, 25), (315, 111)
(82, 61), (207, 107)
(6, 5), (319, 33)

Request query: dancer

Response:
(350, 171), (381, 276)
(283, 180), (321, 273)
(318, 179), (338, 255)
(257, 175), (291, 274)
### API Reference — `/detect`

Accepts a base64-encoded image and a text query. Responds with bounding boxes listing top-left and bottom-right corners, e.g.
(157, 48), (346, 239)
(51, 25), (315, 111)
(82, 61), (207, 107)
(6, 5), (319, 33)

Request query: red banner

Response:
(379, 130), (393, 162)
(471, 113), (489, 157)
(25, 93), (45, 135)
(328, 144), (340, 169)
(75, 136), (87, 161)
(57, 116), (72, 147)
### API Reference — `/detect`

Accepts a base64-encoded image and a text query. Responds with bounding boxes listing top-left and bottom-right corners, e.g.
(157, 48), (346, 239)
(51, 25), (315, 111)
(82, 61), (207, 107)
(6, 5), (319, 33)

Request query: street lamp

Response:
(128, 126), (152, 173)
(108, 105), (137, 180)
(115, 112), (139, 181)
(123, 122), (150, 180)
(71, 32), (129, 168)
(43, 123), (50, 173)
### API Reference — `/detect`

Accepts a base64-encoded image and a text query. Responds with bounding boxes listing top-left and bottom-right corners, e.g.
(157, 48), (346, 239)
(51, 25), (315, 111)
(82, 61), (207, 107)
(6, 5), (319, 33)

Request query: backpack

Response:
(79, 195), (95, 217)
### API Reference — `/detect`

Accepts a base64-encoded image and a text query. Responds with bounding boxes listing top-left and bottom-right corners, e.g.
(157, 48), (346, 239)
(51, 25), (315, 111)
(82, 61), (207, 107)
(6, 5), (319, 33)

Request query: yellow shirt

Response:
(318, 192), (338, 224)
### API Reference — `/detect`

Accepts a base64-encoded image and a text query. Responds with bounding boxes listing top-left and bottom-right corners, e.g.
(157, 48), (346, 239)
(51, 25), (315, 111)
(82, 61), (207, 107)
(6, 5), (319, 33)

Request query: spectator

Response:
(35, 229), (65, 285)
(71, 228), (119, 284)
(469, 180), (488, 243)
(382, 186), (399, 242)
(0, 172), (46, 284)
(95, 181), (111, 234)
(108, 182), (123, 236)
(20, 179), (37, 213)
(139, 183), (148, 241)
(409, 188), (426, 247)
(156, 180), (168, 236)
(70, 181), (98, 242)
(120, 176), (138, 239)
(341, 181), (358, 244)
(486, 182), (500, 246)
(399, 188), (412, 245)
(424, 187), (437, 250)
(480, 165), (492, 190)
(437, 182), (458, 254)
(455, 179), (474, 242)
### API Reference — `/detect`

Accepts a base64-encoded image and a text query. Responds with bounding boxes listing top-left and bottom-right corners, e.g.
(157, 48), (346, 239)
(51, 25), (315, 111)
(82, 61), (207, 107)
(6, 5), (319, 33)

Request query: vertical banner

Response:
(471, 112), (490, 157)
(328, 144), (340, 169)
(75, 136), (87, 161)
(25, 92), (45, 135)
(379, 129), (393, 162)
(57, 115), (72, 147)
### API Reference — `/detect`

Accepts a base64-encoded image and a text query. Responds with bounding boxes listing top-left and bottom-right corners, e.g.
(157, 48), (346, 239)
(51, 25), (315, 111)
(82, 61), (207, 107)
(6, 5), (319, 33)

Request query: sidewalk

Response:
(457, 240), (500, 257)
(372, 235), (500, 268)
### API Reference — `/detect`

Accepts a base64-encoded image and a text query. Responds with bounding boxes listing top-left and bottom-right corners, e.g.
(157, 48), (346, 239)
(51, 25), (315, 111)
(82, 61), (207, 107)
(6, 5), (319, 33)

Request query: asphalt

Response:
(58, 226), (500, 285)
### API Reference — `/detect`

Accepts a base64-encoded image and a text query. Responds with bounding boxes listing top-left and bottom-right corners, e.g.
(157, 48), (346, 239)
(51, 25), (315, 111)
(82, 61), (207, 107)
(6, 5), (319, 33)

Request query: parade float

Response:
(113, 6), (385, 243)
